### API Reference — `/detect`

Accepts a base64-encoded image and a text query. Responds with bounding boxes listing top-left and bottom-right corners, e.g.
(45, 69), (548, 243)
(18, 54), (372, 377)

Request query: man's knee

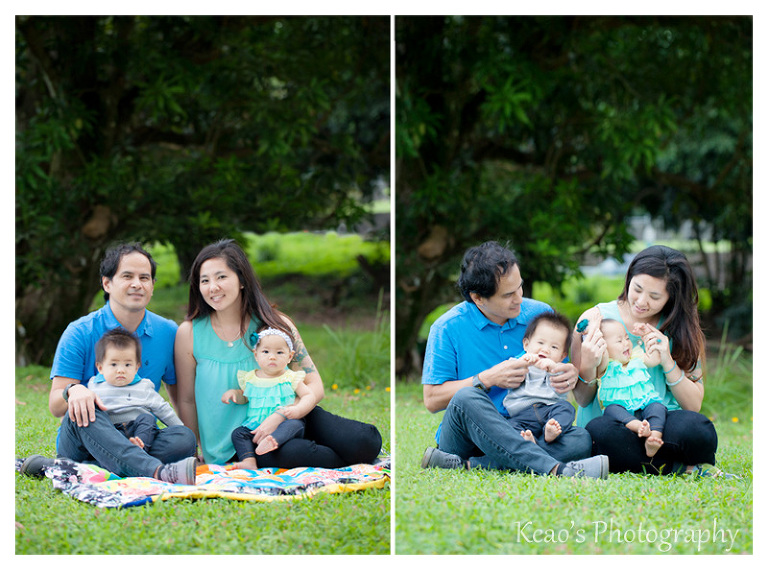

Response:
(449, 385), (489, 409)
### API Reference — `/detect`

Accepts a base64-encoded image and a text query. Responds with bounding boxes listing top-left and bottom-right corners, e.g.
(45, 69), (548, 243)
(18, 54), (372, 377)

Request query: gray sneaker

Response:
(559, 455), (609, 479)
(156, 457), (198, 485)
(421, 447), (465, 469)
(19, 455), (56, 477)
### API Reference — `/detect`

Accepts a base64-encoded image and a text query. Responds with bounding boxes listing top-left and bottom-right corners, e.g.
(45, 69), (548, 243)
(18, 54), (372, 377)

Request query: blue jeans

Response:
(57, 408), (197, 477)
(439, 387), (592, 474)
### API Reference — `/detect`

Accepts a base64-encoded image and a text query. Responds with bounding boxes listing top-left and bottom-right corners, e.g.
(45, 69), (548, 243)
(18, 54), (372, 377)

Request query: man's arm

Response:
(423, 358), (531, 413)
(49, 376), (105, 426)
(423, 377), (474, 413)
(164, 382), (179, 411)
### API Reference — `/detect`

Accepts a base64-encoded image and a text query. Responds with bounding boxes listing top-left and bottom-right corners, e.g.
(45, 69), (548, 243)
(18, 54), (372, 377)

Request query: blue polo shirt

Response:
(50, 303), (178, 391)
(422, 299), (553, 441)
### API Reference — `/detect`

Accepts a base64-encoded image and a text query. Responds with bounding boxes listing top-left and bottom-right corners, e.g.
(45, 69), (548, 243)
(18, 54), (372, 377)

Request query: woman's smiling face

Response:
(625, 274), (669, 321)
(199, 257), (242, 313)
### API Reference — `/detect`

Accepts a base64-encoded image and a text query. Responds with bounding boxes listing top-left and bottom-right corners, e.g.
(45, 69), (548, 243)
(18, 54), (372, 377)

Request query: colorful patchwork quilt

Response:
(15, 457), (390, 508)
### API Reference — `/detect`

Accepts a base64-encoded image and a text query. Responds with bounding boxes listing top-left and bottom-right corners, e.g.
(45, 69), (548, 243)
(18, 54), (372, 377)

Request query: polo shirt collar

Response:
(467, 299), (533, 331)
(103, 302), (153, 337)
(91, 372), (142, 386)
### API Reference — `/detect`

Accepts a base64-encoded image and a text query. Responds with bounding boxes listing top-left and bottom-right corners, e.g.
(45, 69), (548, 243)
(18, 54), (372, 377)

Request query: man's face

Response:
(470, 264), (524, 325)
(102, 251), (154, 314)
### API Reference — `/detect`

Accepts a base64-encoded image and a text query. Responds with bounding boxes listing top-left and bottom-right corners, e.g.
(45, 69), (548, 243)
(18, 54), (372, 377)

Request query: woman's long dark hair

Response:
(185, 239), (291, 344)
(618, 245), (705, 373)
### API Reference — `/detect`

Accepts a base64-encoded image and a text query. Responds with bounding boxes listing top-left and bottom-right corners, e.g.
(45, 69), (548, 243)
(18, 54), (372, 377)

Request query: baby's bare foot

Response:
(129, 436), (145, 449)
(520, 429), (536, 444)
(232, 458), (258, 470)
(544, 419), (562, 443)
(645, 433), (664, 457)
(255, 435), (279, 455)
(637, 419), (651, 438)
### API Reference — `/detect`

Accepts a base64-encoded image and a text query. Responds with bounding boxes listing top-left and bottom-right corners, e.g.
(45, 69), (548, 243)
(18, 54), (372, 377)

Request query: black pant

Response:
(603, 401), (667, 433)
(231, 418), (305, 461)
(586, 409), (717, 474)
(228, 406), (382, 469)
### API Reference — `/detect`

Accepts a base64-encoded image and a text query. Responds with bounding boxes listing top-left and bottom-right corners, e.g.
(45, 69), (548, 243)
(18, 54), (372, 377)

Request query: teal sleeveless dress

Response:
(193, 315), (261, 464)
(598, 346), (663, 411)
(575, 301), (681, 428)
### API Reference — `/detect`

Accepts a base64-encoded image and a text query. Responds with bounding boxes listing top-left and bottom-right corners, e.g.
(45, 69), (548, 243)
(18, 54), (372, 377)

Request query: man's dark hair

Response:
(95, 328), (142, 364)
(457, 241), (519, 303)
(99, 243), (156, 301)
(523, 311), (573, 355)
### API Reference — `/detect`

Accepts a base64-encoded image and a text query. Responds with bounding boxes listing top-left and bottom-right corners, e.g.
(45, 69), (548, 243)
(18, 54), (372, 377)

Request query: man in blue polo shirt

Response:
(22, 243), (197, 483)
(421, 241), (608, 478)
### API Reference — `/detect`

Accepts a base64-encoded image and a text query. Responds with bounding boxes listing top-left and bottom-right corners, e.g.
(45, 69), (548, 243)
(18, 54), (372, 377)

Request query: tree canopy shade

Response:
(16, 16), (390, 365)
(395, 16), (752, 375)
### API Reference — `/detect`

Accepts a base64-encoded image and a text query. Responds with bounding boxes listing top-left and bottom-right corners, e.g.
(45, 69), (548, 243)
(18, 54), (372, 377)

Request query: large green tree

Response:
(16, 16), (390, 365)
(395, 16), (752, 376)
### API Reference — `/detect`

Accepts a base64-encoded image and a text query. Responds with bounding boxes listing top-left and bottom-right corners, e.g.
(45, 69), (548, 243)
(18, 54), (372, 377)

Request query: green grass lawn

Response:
(394, 348), (753, 555)
(15, 319), (391, 555)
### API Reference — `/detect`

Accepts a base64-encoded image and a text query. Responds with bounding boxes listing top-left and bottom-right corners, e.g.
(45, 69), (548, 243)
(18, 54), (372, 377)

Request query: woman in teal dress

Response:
(570, 245), (717, 474)
(175, 239), (382, 467)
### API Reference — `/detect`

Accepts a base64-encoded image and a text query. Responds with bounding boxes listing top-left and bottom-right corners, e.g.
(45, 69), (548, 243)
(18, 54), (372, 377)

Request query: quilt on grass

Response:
(15, 457), (390, 508)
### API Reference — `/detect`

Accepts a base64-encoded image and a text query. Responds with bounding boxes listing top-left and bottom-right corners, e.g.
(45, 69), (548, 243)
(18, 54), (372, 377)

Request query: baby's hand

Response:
(519, 353), (539, 366)
(221, 389), (239, 404)
(534, 357), (558, 372)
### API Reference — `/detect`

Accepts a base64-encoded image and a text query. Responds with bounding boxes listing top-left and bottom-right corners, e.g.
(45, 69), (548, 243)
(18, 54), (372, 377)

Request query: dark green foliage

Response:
(16, 16), (390, 365)
(395, 16), (752, 375)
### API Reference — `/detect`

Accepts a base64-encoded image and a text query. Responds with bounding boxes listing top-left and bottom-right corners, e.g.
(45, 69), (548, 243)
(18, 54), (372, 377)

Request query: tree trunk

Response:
(395, 268), (457, 379)
(15, 253), (103, 366)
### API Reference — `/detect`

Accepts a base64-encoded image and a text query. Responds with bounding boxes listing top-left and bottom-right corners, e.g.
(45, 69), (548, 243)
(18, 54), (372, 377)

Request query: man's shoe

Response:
(421, 447), (465, 469)
(560, 454), (609, 479)
(155, 457), (198, 485)
(19, 455), (56, 477)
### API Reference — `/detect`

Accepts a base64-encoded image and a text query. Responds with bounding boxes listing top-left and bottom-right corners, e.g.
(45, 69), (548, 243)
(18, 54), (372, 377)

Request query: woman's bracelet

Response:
(275, 410), (287, 419)
(578, 375), (597, 385)
(663, 362), (677, 375)
(665, 370), (685, 387)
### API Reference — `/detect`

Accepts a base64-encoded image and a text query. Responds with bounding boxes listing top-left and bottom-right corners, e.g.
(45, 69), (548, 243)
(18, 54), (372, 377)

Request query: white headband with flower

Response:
(252, 328), (294, 351)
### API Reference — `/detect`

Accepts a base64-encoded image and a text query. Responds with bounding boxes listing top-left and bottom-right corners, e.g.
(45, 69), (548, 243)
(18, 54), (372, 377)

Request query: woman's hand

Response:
(633, 323), (672, 368)
(579, 315), (606, 372)
(280, 405), (300, 420)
